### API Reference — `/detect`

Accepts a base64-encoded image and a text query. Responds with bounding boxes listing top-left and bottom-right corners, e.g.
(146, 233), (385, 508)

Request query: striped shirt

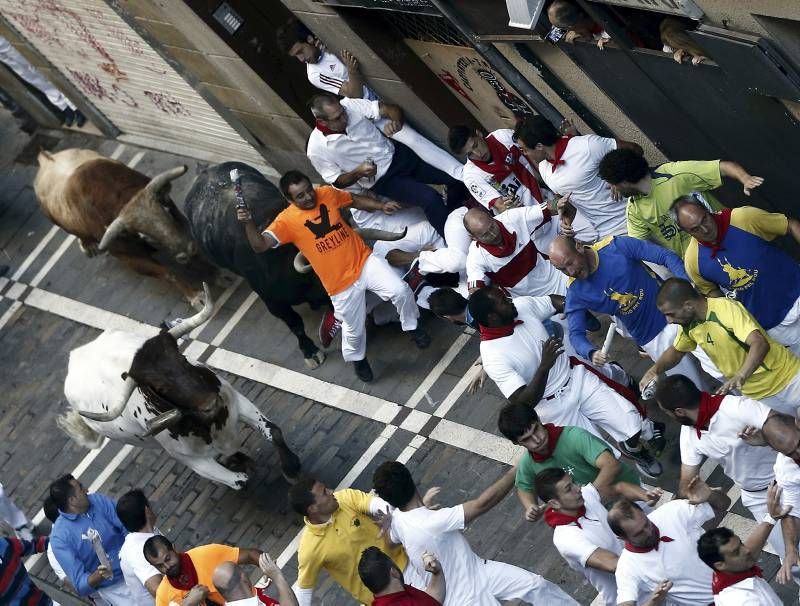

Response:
(0, 536), (52, 606)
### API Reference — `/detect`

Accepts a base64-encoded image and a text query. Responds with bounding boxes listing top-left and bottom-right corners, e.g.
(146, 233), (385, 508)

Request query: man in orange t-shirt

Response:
(144, 535), (262, 606)
(238, 170), (430, 382)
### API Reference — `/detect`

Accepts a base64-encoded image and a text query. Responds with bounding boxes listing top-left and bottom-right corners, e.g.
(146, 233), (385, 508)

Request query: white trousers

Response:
(642, 324), (721, 389)
(761, 371), (800, 416)
(371, 219), (444, 263)
(457, 558), (578, 606)
(0, 482), (32, 539)
(539, 364), (642, 444)
(330, 255), (418, 362)
(94, 581), (134, 605)
(385, 121), (464, 181)
(767, 294), (800, 357)
(418, 206), (471, 276)
(0, 38), (75, 111)
(741, 486), (786, 558)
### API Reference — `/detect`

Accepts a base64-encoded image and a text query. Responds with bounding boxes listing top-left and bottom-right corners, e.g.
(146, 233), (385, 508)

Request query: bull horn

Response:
(355, 226), (408, 241)
(97, 216), (128, 251)
(79, 375), (137, 422)
(141, 408), (184, 437)
(293, 252), (312, 274)
(145, 165), (188, 194)
(168, 282), (214, 338)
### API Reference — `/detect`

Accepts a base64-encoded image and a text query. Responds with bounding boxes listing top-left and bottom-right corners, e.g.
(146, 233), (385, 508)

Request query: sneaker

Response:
(318, 309), (341, 348)
(75, 110), (87, 128)
(619, 442), (662, 479)
(353, 358), (373, 382)
(402, 259), (427, 295)
(648, 421), (667, 457)
(411, 327), (431, 349)
(62, 107), (75, 127)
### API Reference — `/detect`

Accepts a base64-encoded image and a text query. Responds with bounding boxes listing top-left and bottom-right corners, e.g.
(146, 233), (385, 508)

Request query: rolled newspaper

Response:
(230, 168), (248, 211)
(601, 322), (616, 355)
(86, 528), (111, 569)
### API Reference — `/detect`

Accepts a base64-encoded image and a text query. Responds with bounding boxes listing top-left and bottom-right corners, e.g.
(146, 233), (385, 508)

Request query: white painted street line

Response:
(211, 290), (258, 347)
(208, 347), (400, 424)
(433, 355), (482, 418)
(127, 150), (146, 169)
(11, 225), (60, 281)
(87, 445), (135, 493)
(404, 331), (472, 409)
(109, 144), (126, 160)
(429, 418), (521, 466)
(0, 300), (21, 331)
(188, 276), (244, 340)
(397, 435), (427, 464)
(29, 234), (76, 287)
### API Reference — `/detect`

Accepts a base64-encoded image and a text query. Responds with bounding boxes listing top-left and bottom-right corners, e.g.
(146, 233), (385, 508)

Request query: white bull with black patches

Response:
(57, 286), (300, 490)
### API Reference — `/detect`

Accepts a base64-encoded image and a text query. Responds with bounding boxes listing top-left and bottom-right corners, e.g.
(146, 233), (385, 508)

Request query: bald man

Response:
(549, 235), (711, 389)
(465, 205), (564, 298)
(643, 278), (800, 416)
(674, 196), (800, 355)
(212, 554), (297, 606)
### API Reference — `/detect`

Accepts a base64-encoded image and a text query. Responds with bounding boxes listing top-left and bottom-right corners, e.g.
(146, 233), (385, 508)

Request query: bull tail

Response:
(57, 409), (104, 449)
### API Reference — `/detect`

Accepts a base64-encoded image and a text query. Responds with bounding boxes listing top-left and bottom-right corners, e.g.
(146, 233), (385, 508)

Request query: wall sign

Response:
(586, 0), (704, 20)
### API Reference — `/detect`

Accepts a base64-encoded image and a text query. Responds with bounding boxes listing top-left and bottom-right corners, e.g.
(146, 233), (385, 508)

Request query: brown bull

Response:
(34, 149), (216, 308)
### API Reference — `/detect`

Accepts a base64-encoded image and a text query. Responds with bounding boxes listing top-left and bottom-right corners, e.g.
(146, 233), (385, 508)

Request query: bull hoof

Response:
(304, 350), (326, 370)
(233, 473), (249, 490)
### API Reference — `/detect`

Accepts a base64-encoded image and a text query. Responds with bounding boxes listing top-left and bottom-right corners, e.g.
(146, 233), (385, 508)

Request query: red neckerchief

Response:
(544, 506), (587, 529)
(547, 136), (573, 171)
(256, 587), (280, 605)
(589, 23), (604, 35)
(471, 134), (543, 203)
(624, 528), (674, 553)
(697, 208), (733, 258)
(712, 566), (763, 595)
(531, 423), (564, 462)
(479, 319), (523, 341)
(167, 552), (199, 591)
(315, 119), (338, 136)
(477, 221), (517, 257)
(694, 392), (725, 439)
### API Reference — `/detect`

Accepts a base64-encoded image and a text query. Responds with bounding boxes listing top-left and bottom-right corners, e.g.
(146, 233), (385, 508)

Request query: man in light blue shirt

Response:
(49, 474), (131, 604)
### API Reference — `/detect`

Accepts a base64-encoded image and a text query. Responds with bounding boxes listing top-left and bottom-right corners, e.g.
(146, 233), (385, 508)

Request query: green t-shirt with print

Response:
(515, 426), (640, 492)
(625, 160), (724, 257)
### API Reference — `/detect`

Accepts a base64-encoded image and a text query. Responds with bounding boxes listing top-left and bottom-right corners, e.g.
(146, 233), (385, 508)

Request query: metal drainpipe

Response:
(428, 0), (563, 125)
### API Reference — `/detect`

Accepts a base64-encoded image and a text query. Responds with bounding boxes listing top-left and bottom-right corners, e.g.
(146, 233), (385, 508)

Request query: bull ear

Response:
(97, 216), (128, 251)
(145, 165), (188, 195)
(168, 283), (214, 338)
(355, 226), (408, 241)
(141, 408), (184, 437)
(293, 252), (312, 274)
(79, 375), (137, 422)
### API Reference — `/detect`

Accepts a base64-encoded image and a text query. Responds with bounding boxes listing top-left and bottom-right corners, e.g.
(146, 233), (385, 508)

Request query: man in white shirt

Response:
(448, 125), (547, 215)
(464, 206), (564, 298)
(116, 490), (162, 605)
(654, 373), (784, 555)
(371, 461), (578, 606)
(213, 553), (297, 606)
(535, 467), (661, 606)
(609, 477), (731, 606)
(469, 285), (662, 476)
(306, 92), (467, 237)
(697, 489), (789, 606)
(514, 116), (643, 242)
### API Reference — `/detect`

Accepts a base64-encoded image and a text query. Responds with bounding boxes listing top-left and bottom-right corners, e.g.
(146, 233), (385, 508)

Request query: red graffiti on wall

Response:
(144, 91), (191, 116)
(438, 69), (479, 109)
(66, 68), (139, 108)
(5, 12), (61, 47)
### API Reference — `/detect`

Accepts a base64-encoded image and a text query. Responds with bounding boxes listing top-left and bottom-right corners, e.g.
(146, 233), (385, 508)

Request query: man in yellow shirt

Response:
(597, 150), (762, 256)
(641, 278), (800, 415)
(143, 535), (262, 606)
(288, 477), (425, 606)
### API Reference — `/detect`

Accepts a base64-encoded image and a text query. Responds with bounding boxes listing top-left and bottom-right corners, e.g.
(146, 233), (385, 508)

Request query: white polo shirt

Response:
(680, 396), (775, 493)
(551, 484), (622, 606)
(714, 575), (782, 605)
(306, 50), (378, 100)
(118, 531), (160, 606)
(615, 500), (715, 606)
(466, 206), (563, 298)
(462, 129), (541, 213)
(480, 295), (568, 398)
(306, 98), (393, 191)
(774, 453), (800, 515)
(538, 135), (626, 240)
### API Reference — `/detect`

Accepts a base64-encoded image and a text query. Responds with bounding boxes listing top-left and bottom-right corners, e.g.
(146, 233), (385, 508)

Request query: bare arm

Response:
(332, 163), (374, 189)
(516, 488), (544, 522)
(349, 192), (400, 213)
(584, 548), (619, 573)
(379, 102), (404, 137)
(719, 161), (764, 196)
(237, 209), (277, 253)
(337, 50), (365, 99)
(259, 553), (299, 606)
(716, 329), (769, 395)
(615, 139), (643, 155)
(591, 451), (621, 500)
(236, 547), (262, 566)
(677, 463), (702, 498)
(639, 346), (686, 392)
(508, 337), (563, 407)
(612, 482), (663, 506)
(462, 466), (516, 524)
(144, 574), (162, 597)
(778, 516), (800, 584)
(422, 555), (446, 603)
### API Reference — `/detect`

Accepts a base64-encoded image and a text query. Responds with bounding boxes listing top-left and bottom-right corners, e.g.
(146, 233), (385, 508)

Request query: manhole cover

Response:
(15, 132), (60, 165)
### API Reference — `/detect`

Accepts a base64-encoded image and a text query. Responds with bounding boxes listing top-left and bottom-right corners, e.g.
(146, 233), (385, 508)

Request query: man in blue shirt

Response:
(548, 234), (716, 390)
(49, 475), (131, 604)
